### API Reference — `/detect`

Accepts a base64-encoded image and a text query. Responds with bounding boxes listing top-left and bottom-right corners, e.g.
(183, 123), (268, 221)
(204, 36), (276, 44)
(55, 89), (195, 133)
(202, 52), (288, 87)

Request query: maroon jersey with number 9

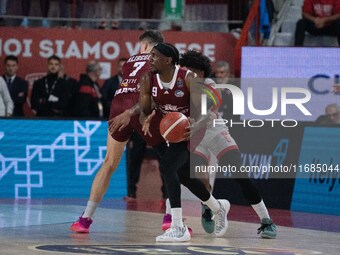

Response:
(151, 66), (190, 118)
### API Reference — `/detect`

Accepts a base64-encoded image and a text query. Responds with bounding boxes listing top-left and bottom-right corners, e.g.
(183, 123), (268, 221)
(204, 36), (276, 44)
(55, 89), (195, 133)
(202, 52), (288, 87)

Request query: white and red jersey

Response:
(151, 66), (191, 117)
(194, 77), (238, 161)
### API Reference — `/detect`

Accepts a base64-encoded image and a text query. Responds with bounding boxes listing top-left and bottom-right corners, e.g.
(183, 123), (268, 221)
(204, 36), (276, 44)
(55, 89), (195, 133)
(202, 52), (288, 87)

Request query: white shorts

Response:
(194, 125), (238, 162)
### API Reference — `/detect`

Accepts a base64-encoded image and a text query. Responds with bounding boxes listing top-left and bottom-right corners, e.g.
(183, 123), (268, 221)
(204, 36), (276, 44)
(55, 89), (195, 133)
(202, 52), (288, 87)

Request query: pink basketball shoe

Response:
(70, 216), (93, 233)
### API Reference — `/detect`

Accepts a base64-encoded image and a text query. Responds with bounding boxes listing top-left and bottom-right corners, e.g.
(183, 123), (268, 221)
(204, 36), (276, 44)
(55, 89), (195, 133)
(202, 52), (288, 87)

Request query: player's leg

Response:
(125, 131), (146, 201)
(154, 141), (191, 242)
(219, 149), (277, 239)
(177, 159), (230, 237)
(193, 127), (232, 234)
(159, 141), (229, 238)
(162, 148), (211, 231)
(70, 133), (128, 233)
(191, 148), (215, 234)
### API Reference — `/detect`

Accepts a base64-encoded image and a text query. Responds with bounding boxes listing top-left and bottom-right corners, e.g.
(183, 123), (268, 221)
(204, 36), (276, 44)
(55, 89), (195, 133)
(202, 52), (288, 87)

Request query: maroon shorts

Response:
(109, 95), (164, 146)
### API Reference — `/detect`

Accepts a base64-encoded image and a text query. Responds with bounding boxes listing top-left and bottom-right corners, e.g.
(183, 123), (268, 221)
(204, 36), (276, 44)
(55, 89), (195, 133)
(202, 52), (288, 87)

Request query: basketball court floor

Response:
(1, 198), (339, 255)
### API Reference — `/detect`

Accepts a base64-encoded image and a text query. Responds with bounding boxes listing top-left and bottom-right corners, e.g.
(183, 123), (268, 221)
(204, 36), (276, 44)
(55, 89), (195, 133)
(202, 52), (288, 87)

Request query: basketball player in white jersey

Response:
(176, 50), (277, 239)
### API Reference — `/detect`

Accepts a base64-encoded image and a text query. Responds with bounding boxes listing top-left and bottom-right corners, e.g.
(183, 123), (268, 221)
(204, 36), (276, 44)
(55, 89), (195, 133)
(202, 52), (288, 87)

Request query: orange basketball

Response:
(159, 112), (190, 143)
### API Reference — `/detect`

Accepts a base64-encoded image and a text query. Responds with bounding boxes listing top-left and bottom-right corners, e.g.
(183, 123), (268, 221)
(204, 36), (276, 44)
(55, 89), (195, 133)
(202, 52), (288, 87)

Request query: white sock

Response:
(171, 208), (184, 227)
(251, 200), (270, 220)
(83, 201), (98, 218)
(202, 195), (220, 213)
(165, 199), (171, 215)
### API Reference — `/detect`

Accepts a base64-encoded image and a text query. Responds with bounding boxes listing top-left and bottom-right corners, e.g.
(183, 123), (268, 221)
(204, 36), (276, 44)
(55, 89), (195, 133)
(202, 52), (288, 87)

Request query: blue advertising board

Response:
(291, 127), (340, 215)
(0, 119), (126, 199)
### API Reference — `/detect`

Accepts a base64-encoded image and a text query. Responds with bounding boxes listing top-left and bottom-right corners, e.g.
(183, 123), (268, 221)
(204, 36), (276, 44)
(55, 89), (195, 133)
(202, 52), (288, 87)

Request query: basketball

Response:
(159, 112), (190, 143)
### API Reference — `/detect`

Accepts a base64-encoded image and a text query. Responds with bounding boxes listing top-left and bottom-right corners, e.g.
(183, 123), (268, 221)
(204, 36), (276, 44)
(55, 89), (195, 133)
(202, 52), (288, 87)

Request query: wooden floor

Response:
(0, 198), (339, 255)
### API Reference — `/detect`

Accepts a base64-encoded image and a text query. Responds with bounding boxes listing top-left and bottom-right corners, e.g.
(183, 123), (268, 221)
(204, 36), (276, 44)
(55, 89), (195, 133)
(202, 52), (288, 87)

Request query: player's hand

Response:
(108, 109), (132, 134)
(183, 117), (196, 141)
(142, 110), (155, 137)
(314, 17), (326, 29)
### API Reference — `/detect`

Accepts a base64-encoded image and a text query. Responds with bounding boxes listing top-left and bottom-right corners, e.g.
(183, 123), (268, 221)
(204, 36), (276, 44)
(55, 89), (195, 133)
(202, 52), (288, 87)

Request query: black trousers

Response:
(294, 18), (340, 46)
(191, 149), (262, 205)
(219, 150), (262, 205)
(126, 132), (166, 198)
(154, 142), (210, 208)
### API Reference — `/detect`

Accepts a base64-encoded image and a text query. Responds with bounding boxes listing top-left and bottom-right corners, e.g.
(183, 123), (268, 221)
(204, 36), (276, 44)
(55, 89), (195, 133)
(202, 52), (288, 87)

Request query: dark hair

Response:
(179, 50), (211, 77)
(5, 55), (18, 64)
(86, 61), (101, 73)
(48, 55), (61, 62)
(139, 30), (164, 45)
(165, 43), (179, 65)
(154, 42), (179, 65)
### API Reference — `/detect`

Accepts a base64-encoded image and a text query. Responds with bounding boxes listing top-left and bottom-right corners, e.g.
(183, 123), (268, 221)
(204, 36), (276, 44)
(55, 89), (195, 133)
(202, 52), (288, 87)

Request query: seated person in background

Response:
(294, 0), (340, 46)
(316, 103), (340, 124)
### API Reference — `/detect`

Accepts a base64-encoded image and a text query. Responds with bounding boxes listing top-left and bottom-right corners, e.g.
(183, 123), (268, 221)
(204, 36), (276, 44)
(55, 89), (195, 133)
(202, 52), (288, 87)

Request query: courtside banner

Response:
(0, 119), (126, 199)
(241, 47), (340, 121)
(0, 27), (237, 84)
(291, 127), (340, 215)
(213, 123), (303, 209)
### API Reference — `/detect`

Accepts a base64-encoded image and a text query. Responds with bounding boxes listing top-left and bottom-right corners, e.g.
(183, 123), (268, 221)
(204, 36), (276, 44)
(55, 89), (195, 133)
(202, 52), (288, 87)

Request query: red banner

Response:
(0, 27), (237, 85)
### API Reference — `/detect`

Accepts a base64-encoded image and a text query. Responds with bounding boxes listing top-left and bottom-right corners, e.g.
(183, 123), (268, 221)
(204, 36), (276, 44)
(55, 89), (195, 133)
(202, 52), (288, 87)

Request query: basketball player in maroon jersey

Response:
(139, 43), (230, 242)
(70, 30), (165, 233)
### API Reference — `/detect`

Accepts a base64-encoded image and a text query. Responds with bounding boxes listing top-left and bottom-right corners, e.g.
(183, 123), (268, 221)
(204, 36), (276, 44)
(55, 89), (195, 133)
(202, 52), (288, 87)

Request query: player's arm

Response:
(139, 73), (152, 116)
(184, 72), (205, 140)
(184, 74), (216, 140)
(108, 102), (141, 134)
(109, 93), (156, 134)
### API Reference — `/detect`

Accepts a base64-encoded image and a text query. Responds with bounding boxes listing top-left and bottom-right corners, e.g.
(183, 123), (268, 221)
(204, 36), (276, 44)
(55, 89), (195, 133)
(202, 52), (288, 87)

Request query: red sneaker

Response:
(70, 217), (93, 233)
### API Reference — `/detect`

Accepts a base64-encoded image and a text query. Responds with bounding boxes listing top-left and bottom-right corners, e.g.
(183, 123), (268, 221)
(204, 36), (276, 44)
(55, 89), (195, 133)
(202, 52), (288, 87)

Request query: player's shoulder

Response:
(178, 66), (193, 79)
